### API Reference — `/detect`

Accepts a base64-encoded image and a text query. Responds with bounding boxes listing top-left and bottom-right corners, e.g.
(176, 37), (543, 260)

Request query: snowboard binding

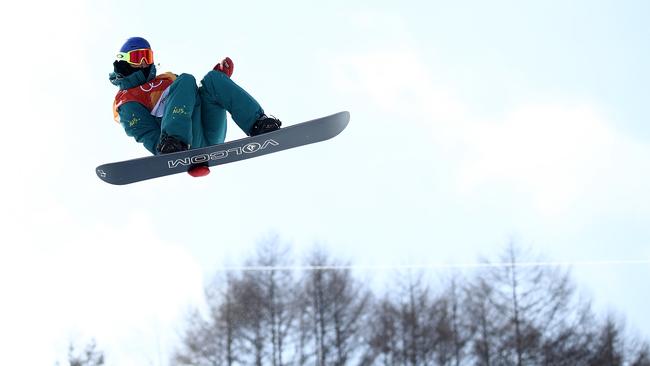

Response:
(250, 115), (282, 136)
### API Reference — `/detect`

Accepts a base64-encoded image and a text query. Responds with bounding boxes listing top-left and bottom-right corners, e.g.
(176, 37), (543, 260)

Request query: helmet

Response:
(119, 37), (151, 53)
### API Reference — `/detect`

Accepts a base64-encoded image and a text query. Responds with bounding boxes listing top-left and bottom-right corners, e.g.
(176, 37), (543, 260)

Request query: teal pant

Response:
(160, 70), (264, 148)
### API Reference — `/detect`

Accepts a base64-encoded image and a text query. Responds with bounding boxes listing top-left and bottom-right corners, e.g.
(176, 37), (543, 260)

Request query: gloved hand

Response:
(214, 57), (234, 77)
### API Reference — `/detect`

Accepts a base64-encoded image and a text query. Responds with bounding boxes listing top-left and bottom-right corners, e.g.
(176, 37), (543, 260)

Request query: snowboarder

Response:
(109, 36), (281, 177)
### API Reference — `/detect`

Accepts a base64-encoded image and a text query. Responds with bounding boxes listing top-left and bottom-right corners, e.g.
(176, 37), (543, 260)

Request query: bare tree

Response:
(590, 314), (625, 366)
(466, 242), (596, 366)
(365, 271), (438, 366)
(434, 274), (472, 366)
(243, 236), (297, 366)
(174, 236), (298, 366)
(365, 298), (400, 365)
(174, 272), (243, 366)
(299, 248), (372, 366)
(399, 271), (437, 365)
(466, 274), (499, 366)
(64, 339), (104, 366)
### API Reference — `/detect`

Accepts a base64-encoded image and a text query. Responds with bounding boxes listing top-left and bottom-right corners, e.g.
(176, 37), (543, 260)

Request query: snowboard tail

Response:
(96, 111), (350, 185)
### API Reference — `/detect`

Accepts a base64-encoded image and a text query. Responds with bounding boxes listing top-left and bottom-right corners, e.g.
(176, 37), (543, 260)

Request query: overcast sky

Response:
(1, 0), (649, 365)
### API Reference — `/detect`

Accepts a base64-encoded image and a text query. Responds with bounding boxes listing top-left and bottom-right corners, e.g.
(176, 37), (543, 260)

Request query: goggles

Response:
(115, 48), (154, 65)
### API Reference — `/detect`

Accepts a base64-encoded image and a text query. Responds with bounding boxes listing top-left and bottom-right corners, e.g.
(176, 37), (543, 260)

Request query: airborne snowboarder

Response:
(109, 36), (281, 177)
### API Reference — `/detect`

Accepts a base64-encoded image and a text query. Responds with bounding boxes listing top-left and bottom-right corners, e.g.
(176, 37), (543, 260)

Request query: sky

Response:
(1, 0), (649, 364)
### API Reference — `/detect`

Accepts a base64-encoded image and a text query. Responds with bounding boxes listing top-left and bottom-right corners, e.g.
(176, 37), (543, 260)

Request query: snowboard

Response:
(96, 111), (350, 185)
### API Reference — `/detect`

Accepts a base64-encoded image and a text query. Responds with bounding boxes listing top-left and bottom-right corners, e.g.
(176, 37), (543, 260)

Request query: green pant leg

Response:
(191, 102), (205, 148)
(199, 91), (227, 146)
(161, 73), (205, 147)
(199, 70), (265, 135)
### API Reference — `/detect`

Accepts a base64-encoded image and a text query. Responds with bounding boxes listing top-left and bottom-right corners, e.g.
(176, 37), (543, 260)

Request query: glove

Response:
(214, 57), (234, 77)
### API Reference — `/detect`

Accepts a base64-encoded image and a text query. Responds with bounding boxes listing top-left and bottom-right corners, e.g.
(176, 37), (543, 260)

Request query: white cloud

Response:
(0, 0), (92, 214)
(329, 36), (650, 220)
(331, 49), (465, 123)
(455, 102), (648, 216)
(0, 205), (204, 365)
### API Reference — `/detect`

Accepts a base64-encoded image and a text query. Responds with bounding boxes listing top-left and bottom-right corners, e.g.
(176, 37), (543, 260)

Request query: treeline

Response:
(172, 238), (650, 366)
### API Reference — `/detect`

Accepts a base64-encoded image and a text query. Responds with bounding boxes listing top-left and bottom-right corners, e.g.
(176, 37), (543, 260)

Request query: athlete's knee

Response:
(172, 73), (198, 91)
(202, 70), (231, 89)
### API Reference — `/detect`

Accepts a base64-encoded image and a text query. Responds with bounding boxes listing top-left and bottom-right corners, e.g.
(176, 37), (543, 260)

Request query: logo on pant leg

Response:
(172, 105), (189, 116)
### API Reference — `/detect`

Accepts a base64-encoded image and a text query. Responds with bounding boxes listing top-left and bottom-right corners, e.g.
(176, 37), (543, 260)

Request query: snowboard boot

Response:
(249, 115), (282, 136)
(157, 134), (211, 177)
(157, 133), (188, 154)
